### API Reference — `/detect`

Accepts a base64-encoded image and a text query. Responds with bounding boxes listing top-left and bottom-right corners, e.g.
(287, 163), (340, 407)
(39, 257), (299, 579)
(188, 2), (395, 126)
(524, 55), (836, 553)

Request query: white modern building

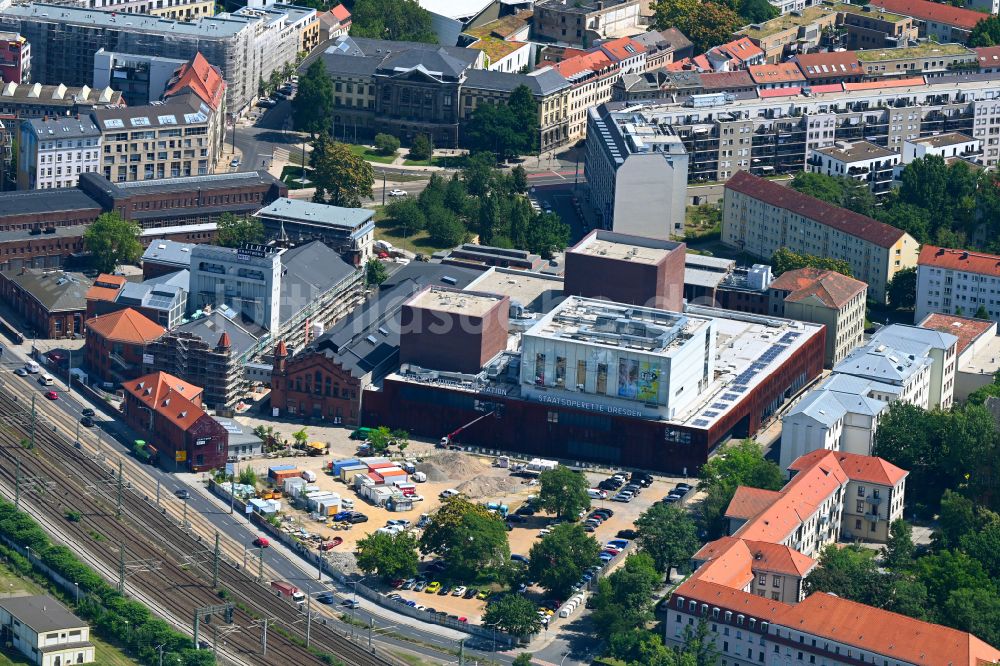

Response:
(916, 244), (1000, 324)
(0, 595), (94, 666)
(17, 116), (102, 190)
(585, 104), (689, 240)
(519, 296), (716, 421)
(868, 323), (957, 410)
(808, 140), (899, 196)
(832, 342), (933, 408)
(902, 132), (981, 164)
(780, 385), (887, 471)
(189, 244), (283, 333)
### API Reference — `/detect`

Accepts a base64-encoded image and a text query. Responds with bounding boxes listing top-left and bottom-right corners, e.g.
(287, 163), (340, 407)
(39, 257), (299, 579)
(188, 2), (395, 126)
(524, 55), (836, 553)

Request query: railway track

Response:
(0, 382), (395, 666)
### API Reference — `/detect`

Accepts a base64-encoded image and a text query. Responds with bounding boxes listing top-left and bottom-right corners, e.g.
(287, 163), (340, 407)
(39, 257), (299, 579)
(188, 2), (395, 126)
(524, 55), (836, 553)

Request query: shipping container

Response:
(271, 469), (302, 484)
(340, 464), (368, 483)
(284, 477), (306, 494)
(369, 471), (385, 485)
(353, 473), (374, 490)
(268, 464), (296, 478)
(332, 459), (360, 475)
(358, 456), (390, 466)
(367, 461), (395, 473)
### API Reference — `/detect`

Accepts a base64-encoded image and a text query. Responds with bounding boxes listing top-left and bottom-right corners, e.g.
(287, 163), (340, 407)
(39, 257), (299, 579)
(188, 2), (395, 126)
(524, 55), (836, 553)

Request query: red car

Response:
(253, 537), (270, 548)
(44, 391), (58, 400)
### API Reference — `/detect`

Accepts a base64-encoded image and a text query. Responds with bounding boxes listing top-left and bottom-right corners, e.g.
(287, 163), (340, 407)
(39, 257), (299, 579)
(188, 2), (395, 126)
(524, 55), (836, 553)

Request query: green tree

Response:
(425, 207), (468, 247)
(936, 489), (977, 550)
(960, 517), (1000, 579)
(83, 212), (142, 274)
(537, 465), (591, 519)
(419, 497), (510, 581)
(876, 201), (933, 243)
(913, 549), (992, 608)
(941, 586), (1000, 646)
(654, 0), (741, 52)
(804, 544), (885, 606)
(365, 258), (389, 287)
(355, 530), (419, 581)
(975, 304), (990, 319)
(789, 171), (876, 217)
(292, 60), (333, 136)
(739, 0), (778, 22)
(511, 165), (529, 193)
(366, 426), (393, 454)
(310, 136), (375, 207)
(883, 519), (915, 571)
(385, 197), (427, 234)
(351, 0), (437, 42)
(216, 212), (265, 248)
(512, 653), (535, 666)
(699, 440), (784, 538)
(770, 247), (853, 278)
(887, 266), (917, 310)
(237, 467), (258, 487)
(634, 503), (700, 576)
(374, 133), (400, 156)
(408, 134), (434, 161)
(482, 595), (542, 637)
(462, 152), (497, 198)
(591, 552), (661, 638)
(528, 523), (601, 598)
(465, 86), (538, 160)
(969, 14), (1000, 47)
(523, 211), (570, 259)
(291, 427), (308, 448)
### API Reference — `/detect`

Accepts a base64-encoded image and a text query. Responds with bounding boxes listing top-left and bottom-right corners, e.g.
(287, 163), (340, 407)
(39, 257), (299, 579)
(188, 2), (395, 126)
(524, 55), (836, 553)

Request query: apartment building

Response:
(532, 0), (642, 47)
(790, 51), (864, 86)
(631, 28), (693, 70)
(92, 92), (222, 182)
(92, 51), (189, 106)
(461, 16), (531, 73)
(72, 0), (215, 20)
(833, 340), (933, 407)
(0, 82), (121, 119)
(553, 49), (621, 142)
(0, 3), (312, 114)
(740, 5), (841, 63)
(706, 37), (766, 71)
(916, 245), (1000, 324)
(18, 115), (102, 190)
(768, 268), (867, 366)
(808, 140), (899, 195)
(868, 323), (957, 409)
(836, 2), (919, 51)
(0, 31), (29, 83)
(584, 104), (689, 239)
(856, 42), (977, 79)
(722, 171), (918, 302)
(869, 0), (985, 43)
(902, 130), (980, 164)
(919, 312), (1000, 401)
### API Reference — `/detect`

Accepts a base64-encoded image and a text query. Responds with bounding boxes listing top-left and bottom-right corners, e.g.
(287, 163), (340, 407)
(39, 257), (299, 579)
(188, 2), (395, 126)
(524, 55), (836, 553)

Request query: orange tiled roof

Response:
(918, 313), (995, 356)
(87, 308), (165, 344)
(793, 51), (862, 80)
(869, 0), (985, 29)
(599, 37), (645, 62)
(919, 244), (1000, 277)
(330, 3), (350, 22)
(124, 371), (206, 431)
(844, 76), (926, 91)
(775, 593), (1000, 665)
(85, 273), (127, 302)
(770, 267), (867, 309)
(691, 537), (755, 589)
(975, 45), (1000, 67)
(553, 51), (614, 79)
(164, 52), (226, 111)
(712, 37), (764, 65)
(725, 486), (783, 521)
(741, 539), (816, 577)
(789, 449), (907, 486)
(748, 62), (806, 84)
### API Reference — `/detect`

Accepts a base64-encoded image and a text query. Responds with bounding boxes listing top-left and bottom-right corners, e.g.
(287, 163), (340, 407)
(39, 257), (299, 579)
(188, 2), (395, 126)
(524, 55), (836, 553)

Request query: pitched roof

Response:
(163, 52), (226, 111)
(741, 539), (816, 577)
(975, 45), (1000, 67)
(699, 70), (754, 90)
(598, 37), (645, 62)
(775, 593), (1000, 665)
(918, 244), (1000, 277)
(87, 308), (165, 344)
(918, 313), (995, 356)
(792, 51), (862, 80)
(692, 537), (755, 588)
(330, 3), (350, 21)
(123, 371), (206, 431)
(553, 50), (615, 80)
(748, 62), (807, 84)
(868, 0), (985, 29)
(771, 267), (867, 309)
(788, 449), (907, 486)
(724, 171), (907, 248)
(672, 578), (792, 621)
(85, 273), (127, 302)
(5, 269), (92, 313)
(725, 486), (783, 521)
(711, 37), (764, 65)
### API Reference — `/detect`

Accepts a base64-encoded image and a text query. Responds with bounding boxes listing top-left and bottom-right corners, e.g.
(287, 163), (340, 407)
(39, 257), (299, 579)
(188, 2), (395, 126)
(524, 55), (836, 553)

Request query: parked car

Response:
(612, 492), (633, 503)
(674, 483), (693, 493)
(388, 189), (407, 197)
(386, 519), (411, 528)
(414, 580), (428, 592)
(476, 590), (489, 600)
(616, 529), (639, 540)
(402, 579), (416, 590)
(230, 157), (241, 168)
(439, 489), (459, 499)
(661, 496), (679, 505)
(437, 585), (451, 596)
(515, 505), (535, 516)
(607, 539), (629, 549)
(463, 588), (478, 599)
(451, 586), (467, 597)
(333, 511), (353, 521)
(425, 582), (441, 594)
(593, 508), (614, 518)
(507, 514), (527, 524)
(348, 513), (369, 524)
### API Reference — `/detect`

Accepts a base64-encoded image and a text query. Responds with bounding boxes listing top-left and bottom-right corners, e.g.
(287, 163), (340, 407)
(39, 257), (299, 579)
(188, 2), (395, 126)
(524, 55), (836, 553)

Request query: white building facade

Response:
(17, 116), (102, 190)
(916, 244), (1000, 325)
(189, 244), (283, 333)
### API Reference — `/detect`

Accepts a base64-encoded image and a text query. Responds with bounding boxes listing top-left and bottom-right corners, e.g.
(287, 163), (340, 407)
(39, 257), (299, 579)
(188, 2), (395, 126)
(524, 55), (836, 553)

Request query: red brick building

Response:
(84, 274), (127, 319)
(85, 308), (165, 386)
(564, 230), (686, 311)
(0, 268), (91, 338)
(270, 340), (364, 424)
(121, 371), (228, 472)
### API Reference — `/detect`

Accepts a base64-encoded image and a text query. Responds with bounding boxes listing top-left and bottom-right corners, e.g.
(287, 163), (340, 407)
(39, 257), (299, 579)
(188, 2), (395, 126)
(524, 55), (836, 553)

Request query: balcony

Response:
(865, 510), (882, 522)
(867, 494), (883, 506)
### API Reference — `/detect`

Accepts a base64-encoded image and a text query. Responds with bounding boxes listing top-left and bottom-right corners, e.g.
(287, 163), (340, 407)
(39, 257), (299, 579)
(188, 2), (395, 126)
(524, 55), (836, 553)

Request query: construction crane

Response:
(438, 410), (496, 449)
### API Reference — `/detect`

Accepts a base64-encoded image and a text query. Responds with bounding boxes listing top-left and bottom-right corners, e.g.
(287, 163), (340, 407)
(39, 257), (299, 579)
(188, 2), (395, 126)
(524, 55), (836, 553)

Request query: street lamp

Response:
(74, 582), (79, 605)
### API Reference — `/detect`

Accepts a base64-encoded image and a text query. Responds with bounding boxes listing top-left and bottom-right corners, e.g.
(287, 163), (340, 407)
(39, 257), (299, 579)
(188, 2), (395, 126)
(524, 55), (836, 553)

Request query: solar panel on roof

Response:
(692, 419), (710, 427)
(711, 402), (727, 410)
(703, 411), (719, 417)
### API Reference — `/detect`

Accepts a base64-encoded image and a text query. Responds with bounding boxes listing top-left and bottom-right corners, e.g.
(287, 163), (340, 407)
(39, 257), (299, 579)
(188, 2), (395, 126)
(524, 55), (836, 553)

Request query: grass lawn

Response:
(684, 204), (721, 241)
(349, 144), (397, 164)
(280, 165), (313, 190)
(0, 563), (136, 666)
(402, 154), (469, 168)
(373, 206), (453, 256)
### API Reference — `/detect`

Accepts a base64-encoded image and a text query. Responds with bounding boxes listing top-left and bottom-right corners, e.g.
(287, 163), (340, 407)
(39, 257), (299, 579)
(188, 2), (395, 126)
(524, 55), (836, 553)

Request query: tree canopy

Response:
(634, 503), (700, 575)
(355, 530), (419, 581)
(887, 266), (917, 311)
(770, 247), (853, 278)
(365, 258), (389, 287)
(789, 171), (877, 217)
(969, 14), (1000, 47)
(292, 59), (333, 136)
(699, 439), (784, 539)
(528, 523), (600, 598)
(351, 0), (437, 42)
(216, 213), (265, 248)
(537, 465), (591, 520)
(465, 85), (539, 160)
(653, 0), (742, 53)
(309, 136), (375, 208)
(419, 497), (510, 581)
(592, 552), (661, 639)
(483, 595), (542, 637)
(83, 212), (142, 274)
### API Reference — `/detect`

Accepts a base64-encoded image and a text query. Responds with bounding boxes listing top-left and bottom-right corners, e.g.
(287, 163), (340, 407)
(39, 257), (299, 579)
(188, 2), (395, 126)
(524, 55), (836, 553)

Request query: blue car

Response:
(599, 552), (615, 562)
(406, 600), (417, 607)
(333, 511), (353, 521)
(317, 593), (335, 604)
(607, 539), (629, 549)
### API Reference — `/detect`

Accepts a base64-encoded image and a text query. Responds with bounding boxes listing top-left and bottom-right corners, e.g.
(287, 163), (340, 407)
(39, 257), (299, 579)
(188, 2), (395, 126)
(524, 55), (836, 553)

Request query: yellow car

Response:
(425, 582), (442, 594)
(476, 590), (489, 601)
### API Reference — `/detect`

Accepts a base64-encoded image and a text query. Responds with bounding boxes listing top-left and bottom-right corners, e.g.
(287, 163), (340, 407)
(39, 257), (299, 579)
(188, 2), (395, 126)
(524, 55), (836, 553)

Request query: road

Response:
(0, 347), (524, 665)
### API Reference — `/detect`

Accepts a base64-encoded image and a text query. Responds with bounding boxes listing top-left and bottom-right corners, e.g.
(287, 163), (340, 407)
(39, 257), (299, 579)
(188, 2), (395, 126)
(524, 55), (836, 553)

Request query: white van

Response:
(24, 361), (40, 374)
(38, 373), (55, 386)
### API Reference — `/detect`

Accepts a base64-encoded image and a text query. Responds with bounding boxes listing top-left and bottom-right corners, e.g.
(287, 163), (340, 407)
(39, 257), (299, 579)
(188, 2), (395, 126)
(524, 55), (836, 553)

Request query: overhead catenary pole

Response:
(118, 543), (126, 594)
(305, 593), (312, 648)
(29, 394), (36, 449)
(14, 459), (20, 510)
(212, 532), (220, 589)
(116, 459), (124, 517)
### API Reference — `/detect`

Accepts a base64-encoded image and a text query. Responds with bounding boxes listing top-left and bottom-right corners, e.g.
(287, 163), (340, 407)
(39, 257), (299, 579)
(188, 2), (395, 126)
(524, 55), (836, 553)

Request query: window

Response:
(596, 363), (608, 393)
(773, 575), (781, 587)
(577, 360), (587, 389)
(758, 574), (766, 586)
(856, 500), (865, 512)
(555, 356), (566, 388)
(857, 485), (866, 497)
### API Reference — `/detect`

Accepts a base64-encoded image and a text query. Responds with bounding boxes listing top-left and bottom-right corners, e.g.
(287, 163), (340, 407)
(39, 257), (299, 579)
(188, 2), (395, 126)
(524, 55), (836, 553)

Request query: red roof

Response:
(672, 579), (792, 621)
(217, 331), (231, 350)
(123, 371), (206, 431)
(758, 86), (802, 98)
(599, 37), (645, 62)
(87, 308), (165, 344)
(748, 62), (806, 85)
(712, 37), (764, 65)
(330, 3), (350, 21)
(275, 340), (288, 357)
(844, 76), (926, 91)
(792, 51), (862, 80)
(809, 83), (845, 94)
(770, 267), (868, 309)
(741, 539), (816, 577)
(869, 0), (985, 29)
(164, 52), (226, 111)
(553, 50), (614, 79)
(699, 70), (754, 90)
(724, 486), (783, 521)
(775, 593), (1000, 665)
(975, 45), (1000, 66)
(789, 449), (907, 486)
(85, 273), (127, 302)
(918, 313), (995, 356)
(919, 244), (1000, 277)
(725, 171), (907, 248)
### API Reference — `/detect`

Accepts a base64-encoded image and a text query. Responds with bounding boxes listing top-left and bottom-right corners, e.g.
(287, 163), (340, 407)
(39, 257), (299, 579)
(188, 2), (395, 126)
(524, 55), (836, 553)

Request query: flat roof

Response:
(570, 230), (683, 265)
(0, 595), (86, 634)
(465, 267), (565, 315)
(856, 42), (973, 62)
(408, 286), (504, 317)
(909, 132), (976, 148)
(813, 140), (897, 161)
(958, 334), (1000, 375)
(740, 4), (837, 39)
(255, 197), (372, 231)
